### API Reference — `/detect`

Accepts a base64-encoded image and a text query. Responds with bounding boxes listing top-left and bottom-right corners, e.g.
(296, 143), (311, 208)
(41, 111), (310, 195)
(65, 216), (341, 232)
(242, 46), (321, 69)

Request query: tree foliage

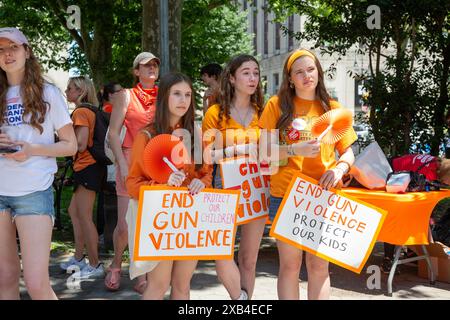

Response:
(1, 1), (252, 93)
(181, 0), (253, 106)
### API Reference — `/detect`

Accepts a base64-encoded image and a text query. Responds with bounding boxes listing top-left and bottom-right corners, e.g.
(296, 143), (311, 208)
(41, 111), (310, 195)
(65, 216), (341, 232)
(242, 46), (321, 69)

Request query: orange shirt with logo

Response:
(71, 107), (96, 172)
(258, 95), (357, 197)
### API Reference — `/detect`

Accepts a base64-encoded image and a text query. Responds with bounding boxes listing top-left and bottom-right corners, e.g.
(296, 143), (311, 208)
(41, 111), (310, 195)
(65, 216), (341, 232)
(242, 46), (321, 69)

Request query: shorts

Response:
(115, 148), (132, 197)
(0, 186), (55, 224)
(268, 196), (283, 222)
(211, 164), (218, 188)
(73, 162), (106, 192)
(213, 168), (223, 189)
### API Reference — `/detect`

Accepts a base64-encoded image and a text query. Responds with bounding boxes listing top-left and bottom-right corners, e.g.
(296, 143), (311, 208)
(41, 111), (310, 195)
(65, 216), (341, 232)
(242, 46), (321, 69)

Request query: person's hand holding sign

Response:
(167, 170), (186, 187)
(188, 178), (205, 196)
(319, 167), (344, 190)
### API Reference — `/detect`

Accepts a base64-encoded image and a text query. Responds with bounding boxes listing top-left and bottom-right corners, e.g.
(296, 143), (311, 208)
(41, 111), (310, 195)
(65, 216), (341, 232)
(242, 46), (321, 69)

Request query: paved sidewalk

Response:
(20, 236), (450, 300)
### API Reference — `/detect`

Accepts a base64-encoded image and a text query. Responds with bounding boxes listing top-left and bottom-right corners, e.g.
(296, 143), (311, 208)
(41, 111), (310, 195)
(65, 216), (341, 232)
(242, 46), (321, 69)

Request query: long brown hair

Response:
(277, 48), (332, 134)
(144, 72), (199, 167)
(0, 44), (48, 133)
(217, 54), (264, 125)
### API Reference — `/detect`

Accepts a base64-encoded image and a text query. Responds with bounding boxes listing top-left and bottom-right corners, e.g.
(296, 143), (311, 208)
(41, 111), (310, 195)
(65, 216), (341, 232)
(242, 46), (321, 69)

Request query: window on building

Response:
(253, 6), (258, 54)
(273, 73), (279, 94)
(243, 0), (247, 10)
(288, 15), (294, 50)
(263, 1), (268, 56)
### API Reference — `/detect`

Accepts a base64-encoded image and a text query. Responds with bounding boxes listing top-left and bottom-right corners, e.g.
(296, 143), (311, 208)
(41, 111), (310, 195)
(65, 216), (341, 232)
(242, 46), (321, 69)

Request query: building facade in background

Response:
(239, 0), (369, 116)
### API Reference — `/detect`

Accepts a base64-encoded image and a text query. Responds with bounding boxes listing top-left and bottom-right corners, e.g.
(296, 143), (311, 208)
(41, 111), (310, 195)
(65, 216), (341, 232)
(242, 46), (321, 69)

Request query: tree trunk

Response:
(85, 1), (114, 88)
(45, 0), (114, 89)
(142, 0), (160, 57)
(168, 0), (183, 72)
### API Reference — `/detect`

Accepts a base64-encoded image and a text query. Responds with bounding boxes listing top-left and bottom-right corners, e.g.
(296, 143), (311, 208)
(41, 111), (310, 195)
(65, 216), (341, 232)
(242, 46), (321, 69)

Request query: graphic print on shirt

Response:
(4, 96), (24, 126)
(283, 114), (319, 143)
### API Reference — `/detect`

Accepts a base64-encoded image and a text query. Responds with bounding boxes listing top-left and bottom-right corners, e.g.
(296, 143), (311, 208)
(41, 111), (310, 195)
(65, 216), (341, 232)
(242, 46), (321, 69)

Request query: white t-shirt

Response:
(0, 83), (72, 196)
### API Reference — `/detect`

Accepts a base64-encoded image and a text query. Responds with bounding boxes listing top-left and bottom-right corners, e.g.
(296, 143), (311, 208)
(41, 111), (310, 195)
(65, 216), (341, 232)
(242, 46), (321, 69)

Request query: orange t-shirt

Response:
(122, 88), (157, 148)
(126, 130), (213, 200)
(202, 104), (260, 149)
(258, 95), (357, 197)
(71, 107), (96, 172)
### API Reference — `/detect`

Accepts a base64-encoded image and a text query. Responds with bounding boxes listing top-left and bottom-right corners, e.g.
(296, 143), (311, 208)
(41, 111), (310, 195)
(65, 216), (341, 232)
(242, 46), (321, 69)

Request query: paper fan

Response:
(143, 134), (190, 184)
(311, 108), (353, 144)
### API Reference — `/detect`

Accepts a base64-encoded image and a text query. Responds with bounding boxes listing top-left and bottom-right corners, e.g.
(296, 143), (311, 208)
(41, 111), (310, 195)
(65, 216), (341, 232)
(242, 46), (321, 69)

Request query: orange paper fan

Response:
(143, 134), (190, 184)
(311, 108), (353, 144)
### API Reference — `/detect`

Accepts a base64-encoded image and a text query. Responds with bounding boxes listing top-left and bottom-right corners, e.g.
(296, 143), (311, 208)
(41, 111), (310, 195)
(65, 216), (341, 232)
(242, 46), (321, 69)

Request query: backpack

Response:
(75, 103), (113, 166)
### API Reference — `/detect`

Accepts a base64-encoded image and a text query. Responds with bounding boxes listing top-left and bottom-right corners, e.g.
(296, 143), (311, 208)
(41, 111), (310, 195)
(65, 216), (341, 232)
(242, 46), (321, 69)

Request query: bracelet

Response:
(335, 160), (351, 173)
(334, 167), (345, 175)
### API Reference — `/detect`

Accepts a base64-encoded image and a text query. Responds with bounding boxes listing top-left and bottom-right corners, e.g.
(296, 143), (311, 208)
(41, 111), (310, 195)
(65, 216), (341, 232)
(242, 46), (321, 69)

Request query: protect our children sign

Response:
(134, 186), (240, 261)
(220, 156), (270, 225)
(270, 173), (387, 273)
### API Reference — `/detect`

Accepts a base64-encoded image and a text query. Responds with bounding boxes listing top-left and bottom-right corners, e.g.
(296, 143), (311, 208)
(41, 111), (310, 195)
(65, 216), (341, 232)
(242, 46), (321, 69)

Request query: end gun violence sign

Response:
(133, 186), (240, 261)
(220, 156), (270, 225)
(270, 173), (387, 273)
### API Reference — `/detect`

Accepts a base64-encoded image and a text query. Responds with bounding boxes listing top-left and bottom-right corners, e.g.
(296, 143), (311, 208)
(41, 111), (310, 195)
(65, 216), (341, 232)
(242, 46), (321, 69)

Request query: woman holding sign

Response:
(202, 54), (265, 300)
(258, 49), (357, 299)
(126, 72), (212, 300)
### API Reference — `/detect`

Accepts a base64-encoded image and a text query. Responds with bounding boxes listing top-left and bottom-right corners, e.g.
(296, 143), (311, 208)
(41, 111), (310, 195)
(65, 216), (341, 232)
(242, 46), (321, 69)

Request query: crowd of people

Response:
(0, 27), (448, 301)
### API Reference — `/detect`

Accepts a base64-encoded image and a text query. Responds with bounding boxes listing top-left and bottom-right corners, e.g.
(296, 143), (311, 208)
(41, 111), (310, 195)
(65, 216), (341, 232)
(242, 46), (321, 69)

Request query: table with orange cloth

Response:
(342, 188), (450, 245)
(342, 188), (450, 295)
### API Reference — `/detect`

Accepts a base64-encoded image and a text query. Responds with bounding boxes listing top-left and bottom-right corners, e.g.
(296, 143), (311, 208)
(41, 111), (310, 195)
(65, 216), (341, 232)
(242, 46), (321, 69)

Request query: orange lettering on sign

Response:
(149, 233), (163, 249)
(153, 211), (168, 230)
(295, 180), (306, 193)
(162, 193), (170, 208)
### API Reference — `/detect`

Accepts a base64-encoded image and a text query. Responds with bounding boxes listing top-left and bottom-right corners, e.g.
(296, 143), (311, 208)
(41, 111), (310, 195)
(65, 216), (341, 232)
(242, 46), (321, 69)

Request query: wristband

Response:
(335, 160), (351, 173)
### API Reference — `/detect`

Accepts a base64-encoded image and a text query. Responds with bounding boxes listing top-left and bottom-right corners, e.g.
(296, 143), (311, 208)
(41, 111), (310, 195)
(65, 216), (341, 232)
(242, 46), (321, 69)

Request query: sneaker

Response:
(236, 289), (249, 300)
(380, 258), (400, 274)
(60, 255), (87, 271)
(73, 263), (105, 280)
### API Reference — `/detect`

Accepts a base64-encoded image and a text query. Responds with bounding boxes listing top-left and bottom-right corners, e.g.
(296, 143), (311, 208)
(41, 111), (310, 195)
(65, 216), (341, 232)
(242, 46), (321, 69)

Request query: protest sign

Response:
(270, 173), (387, 273)
(134, 186), (240, 261)
(220, 156), (270, 225)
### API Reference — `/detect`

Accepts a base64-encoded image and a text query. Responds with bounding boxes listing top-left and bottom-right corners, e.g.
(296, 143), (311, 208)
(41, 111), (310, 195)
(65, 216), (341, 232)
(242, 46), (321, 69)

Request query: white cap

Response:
(133, 52), (160, 69)
(0, 28), (29, 45)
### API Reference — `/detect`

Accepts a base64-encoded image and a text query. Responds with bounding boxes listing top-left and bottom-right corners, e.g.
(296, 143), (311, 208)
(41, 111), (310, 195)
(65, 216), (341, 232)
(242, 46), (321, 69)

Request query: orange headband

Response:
(287, 50), (316, 72)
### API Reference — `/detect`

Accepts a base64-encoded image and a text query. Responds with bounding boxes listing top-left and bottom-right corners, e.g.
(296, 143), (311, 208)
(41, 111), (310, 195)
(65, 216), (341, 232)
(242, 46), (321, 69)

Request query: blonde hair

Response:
(68, 76), (98, 106)
(0, 44), (48, 134)
(438, 158), (450, 182)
